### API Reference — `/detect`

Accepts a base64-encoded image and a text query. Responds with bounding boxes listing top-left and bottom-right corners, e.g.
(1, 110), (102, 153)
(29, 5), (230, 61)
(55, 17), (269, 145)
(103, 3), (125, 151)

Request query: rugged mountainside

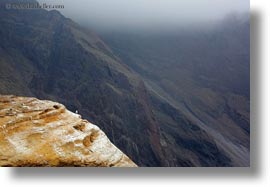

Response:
(0, 0), (165, 166)
(0, 0), (249, 166)
(0, 95), (137, 167)
(101, 14), (250, 166)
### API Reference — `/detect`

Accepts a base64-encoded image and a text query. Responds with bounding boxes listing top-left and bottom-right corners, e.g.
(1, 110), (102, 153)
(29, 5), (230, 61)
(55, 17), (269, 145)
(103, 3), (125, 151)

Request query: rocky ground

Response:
(0, 95), (137, 167)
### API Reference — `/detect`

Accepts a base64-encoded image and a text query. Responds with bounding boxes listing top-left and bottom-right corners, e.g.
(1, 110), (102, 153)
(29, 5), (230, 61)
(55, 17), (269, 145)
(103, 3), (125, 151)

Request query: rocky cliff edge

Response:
(0, 95), (137, 167)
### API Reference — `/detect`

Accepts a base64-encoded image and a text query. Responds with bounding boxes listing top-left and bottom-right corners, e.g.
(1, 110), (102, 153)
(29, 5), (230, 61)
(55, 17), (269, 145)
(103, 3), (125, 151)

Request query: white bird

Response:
(75, 110), (78, 114)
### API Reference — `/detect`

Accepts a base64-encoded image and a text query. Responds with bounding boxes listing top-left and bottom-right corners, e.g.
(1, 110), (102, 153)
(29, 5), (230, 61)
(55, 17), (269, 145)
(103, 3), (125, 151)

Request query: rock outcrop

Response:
(0, 95), (137, 167)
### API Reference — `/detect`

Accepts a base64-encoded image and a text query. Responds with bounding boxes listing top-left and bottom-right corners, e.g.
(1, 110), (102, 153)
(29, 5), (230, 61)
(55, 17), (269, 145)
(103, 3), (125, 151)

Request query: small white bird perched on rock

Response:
(75, 110), (78, 114)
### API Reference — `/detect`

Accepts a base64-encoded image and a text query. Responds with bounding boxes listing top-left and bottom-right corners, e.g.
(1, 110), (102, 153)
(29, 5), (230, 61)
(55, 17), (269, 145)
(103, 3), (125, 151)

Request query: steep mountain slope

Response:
(0, 0), (165, 166)
(101, 15), (250, 166)
(0, 0), (249, 166)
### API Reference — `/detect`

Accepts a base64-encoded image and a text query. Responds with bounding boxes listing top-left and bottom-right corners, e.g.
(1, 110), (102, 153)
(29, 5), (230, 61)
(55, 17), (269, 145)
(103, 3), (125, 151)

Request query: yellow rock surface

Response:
(0, 95), (137, 167)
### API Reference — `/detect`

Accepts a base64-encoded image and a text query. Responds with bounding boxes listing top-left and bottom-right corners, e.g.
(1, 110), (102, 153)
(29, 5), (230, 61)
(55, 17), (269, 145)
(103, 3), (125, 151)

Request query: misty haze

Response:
(38, 0), (249, 30)
(0, 0), (250, 167)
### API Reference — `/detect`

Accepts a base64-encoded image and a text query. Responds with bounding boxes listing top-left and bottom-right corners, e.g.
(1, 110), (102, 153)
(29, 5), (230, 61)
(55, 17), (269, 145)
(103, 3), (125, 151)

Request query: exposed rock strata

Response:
(0, 95), (137, 167)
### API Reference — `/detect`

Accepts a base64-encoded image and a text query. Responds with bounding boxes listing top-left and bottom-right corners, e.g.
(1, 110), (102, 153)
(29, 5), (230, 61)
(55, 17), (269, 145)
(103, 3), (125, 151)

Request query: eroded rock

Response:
(0, 95), (137, 167)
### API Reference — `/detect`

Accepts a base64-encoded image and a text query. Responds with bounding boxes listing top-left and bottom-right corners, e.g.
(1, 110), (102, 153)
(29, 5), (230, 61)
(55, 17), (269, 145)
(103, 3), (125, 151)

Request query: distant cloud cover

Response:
(38, 0), (249, 30)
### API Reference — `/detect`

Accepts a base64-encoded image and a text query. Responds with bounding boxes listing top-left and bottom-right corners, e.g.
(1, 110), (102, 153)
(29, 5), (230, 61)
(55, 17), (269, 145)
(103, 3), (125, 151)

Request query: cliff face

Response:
(0, 0), (249, 167)
(0, 95), (137, 167)
(0, 1), (164, 166)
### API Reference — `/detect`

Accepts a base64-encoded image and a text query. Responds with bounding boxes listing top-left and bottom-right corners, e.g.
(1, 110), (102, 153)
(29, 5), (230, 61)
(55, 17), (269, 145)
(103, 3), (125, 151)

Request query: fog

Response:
(38, 0), (249, 31)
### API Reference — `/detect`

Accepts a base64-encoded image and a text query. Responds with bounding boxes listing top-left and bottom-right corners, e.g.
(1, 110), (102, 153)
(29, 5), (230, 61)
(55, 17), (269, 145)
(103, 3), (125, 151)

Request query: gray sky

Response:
(38, 0), (249, 30)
